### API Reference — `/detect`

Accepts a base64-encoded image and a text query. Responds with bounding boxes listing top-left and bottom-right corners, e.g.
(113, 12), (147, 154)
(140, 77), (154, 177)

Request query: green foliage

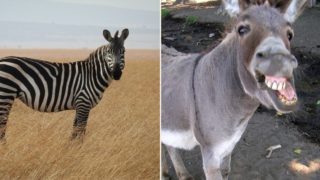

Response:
(316, 100), (320, 106)
(185, 16), (198, 26)
(293, 148), (302, 155)
(161, 9), (170, 18)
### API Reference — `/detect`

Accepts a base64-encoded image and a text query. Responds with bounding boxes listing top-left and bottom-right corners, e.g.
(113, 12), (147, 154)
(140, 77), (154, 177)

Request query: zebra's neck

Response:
(84, 46), (113, 90)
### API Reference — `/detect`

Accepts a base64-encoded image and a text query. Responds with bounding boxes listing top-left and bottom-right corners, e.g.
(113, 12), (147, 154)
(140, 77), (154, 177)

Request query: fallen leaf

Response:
(294, 148), (302, 154)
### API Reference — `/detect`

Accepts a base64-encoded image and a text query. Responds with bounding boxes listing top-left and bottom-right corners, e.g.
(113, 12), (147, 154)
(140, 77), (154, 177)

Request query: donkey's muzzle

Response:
(254, 36), (298, 78)
(254, 52), (298, 109)
(255, 53), (297, 78)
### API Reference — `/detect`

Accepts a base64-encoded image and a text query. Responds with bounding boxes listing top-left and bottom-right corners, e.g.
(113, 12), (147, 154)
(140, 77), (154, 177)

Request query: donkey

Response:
(161, 0), (306, 179)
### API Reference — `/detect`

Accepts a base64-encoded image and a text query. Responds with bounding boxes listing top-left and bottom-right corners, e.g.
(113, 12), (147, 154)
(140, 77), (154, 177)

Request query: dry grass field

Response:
(0, 49), (159, 179)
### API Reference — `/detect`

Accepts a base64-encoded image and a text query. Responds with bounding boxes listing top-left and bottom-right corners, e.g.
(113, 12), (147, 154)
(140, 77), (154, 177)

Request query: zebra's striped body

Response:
(0, 29), (129, 140)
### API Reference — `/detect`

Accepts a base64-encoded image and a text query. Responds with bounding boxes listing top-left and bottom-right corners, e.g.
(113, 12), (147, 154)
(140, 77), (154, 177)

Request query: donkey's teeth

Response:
(283, 82), (286, 90)
(285, 99), (295, 105)
(277, 83), (282, 90)
(265, 77), (288, 91)
(277, 82), (285, 90)
(265, 77), (297, 105)
(265, 80), (272, 88)
(277, 92), (297, 106)
(271, 82), (278, 90)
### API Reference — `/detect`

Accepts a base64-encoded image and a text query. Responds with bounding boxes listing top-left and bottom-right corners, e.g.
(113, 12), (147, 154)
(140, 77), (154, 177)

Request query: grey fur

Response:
(161, 2), (304, 179)
(161, 34), (259, 180)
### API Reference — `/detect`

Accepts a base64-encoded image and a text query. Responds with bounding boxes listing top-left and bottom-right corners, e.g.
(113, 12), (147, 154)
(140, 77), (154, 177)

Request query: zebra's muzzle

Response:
(113, 65), (122, 80)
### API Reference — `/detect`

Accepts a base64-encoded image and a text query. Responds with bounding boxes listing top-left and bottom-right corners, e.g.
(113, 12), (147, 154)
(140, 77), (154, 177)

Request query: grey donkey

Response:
(161, 0), (307, 179)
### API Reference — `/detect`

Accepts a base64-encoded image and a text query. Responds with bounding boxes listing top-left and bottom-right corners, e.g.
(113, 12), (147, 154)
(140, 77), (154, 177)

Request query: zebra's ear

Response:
(120, 29), (129, 41)
(103, 29), (112, 42)
(114, 30), (119, 38)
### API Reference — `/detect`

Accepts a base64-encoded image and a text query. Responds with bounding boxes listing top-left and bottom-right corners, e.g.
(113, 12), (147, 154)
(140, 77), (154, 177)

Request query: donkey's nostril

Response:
(257, 52), (265, 58)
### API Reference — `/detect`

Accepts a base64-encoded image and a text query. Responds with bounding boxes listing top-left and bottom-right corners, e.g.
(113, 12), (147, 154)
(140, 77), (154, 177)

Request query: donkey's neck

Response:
(195, 33), (259, 120)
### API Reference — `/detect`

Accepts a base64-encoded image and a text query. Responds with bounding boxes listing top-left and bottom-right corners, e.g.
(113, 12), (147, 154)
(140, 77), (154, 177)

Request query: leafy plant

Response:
(293, 148), (302, 155)
(185, 16), (198, 26)
(161, 9), (170, 19)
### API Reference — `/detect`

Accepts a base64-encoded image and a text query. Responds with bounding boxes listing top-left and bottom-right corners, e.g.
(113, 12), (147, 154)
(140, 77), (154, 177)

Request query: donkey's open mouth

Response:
(265, 75), (297, 105)
(256, 71), (297, 110)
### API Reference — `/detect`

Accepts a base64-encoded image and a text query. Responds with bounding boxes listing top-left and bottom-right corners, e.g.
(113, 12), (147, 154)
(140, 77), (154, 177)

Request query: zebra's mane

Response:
(86, 45), (108, 62)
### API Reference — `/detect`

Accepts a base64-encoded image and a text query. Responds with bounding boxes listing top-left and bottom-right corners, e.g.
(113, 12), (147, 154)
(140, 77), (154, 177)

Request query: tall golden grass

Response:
(0, 49), (160, 179)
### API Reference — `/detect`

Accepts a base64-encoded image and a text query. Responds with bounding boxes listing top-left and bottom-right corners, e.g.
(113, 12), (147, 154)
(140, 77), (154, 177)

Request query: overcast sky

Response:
(0, 0), (160, 49)
(49, 0), (159, 12)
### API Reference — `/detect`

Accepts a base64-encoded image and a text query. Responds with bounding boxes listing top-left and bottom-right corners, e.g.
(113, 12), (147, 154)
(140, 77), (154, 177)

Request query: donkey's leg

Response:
(166, 145), (193, 180)
(0, 100), (13, 141)
(71, 107), (90, 140)
(161, 144), (170, 179)
(201, 147), (223, 180)
(221, 154), (231, 180)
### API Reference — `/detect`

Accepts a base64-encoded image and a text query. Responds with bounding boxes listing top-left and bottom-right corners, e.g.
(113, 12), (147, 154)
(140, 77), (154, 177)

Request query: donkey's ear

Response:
(223, 0), (241, 17)
(103, 29), (112, 42)
(224, 0), (255, 17)
(239, 0), (254, 11)
(120, 29), (129, 41)
(270, 0), (291, 13)
(280, 0), (307, 23)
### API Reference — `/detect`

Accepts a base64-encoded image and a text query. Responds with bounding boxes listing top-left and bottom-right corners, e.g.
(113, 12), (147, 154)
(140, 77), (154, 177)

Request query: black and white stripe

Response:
(0, 28), (129, 139)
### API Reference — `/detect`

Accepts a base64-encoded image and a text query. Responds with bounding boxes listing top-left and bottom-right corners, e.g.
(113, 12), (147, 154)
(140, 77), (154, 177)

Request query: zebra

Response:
(0, 28), (129, 140)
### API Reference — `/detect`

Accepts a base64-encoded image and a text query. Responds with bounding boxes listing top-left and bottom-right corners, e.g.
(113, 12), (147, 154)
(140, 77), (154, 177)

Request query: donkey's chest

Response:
(213, 126), (247, 159)
(161, 129), (199, 150)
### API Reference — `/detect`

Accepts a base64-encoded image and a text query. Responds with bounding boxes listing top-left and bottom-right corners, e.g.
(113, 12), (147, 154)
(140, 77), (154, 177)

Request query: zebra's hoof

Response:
(0, 137), (7, 144)
(0, 132), (6, 144)
(70, 129), (86, 141)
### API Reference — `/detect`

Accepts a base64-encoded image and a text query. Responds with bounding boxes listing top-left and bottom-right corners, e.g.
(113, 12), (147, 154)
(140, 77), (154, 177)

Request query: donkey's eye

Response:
(287, 31), (293, 41)
(237, 25), (250, 36)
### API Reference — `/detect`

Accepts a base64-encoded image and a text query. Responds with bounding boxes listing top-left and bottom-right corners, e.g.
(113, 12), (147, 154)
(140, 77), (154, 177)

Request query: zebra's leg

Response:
(71, 107), (90, 140)
(0, 100), (13, 141)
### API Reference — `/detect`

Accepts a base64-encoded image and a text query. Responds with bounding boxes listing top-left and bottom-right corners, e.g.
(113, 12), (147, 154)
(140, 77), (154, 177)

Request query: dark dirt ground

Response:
(162, 5), (320, 180)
